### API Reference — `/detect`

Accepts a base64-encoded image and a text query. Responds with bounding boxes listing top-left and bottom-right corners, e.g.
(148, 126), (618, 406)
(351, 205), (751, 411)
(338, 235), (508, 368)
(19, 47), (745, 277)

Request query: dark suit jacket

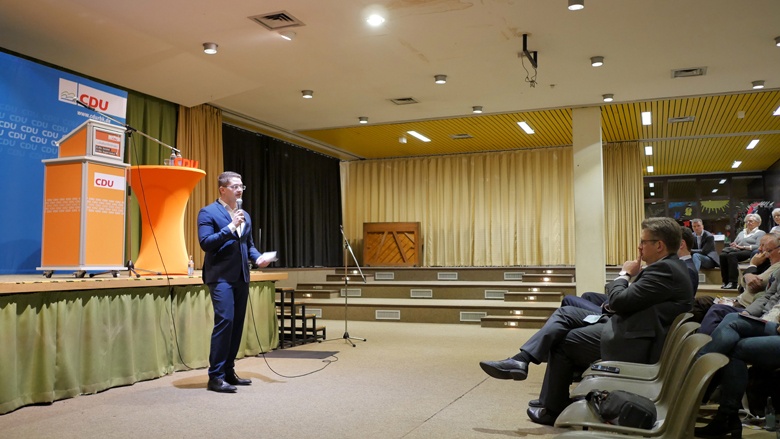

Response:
(692, 230), (719, 266)
(600, 254), (694, 364)
(197, 200), (261, 285)
(683, 257), (699, 293)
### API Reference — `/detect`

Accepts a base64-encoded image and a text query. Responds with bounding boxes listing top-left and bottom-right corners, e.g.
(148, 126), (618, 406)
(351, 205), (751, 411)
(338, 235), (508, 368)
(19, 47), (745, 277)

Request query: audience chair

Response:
(569, 332), (711, 402)
(580, 312), (694, 381)
(553, 352), (728, 438)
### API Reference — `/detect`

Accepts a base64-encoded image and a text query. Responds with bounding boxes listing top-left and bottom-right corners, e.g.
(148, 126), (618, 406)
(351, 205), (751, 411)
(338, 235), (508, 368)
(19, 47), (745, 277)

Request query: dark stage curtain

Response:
(222, 124), (343, 267)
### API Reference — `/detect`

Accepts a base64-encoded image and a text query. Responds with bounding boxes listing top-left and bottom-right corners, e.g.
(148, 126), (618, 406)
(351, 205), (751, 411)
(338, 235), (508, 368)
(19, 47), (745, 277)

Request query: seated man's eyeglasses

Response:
(226, 184), (246, 190)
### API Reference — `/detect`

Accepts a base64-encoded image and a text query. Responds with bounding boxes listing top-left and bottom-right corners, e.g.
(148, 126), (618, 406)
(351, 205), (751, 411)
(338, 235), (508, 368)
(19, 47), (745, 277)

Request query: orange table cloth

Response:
(130, 165), (205, 275)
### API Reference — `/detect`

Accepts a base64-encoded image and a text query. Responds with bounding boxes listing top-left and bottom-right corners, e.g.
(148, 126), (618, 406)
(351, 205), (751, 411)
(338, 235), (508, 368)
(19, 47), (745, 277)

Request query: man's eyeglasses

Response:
(225, 184), (246, 191)
(639, 239), (659, 246)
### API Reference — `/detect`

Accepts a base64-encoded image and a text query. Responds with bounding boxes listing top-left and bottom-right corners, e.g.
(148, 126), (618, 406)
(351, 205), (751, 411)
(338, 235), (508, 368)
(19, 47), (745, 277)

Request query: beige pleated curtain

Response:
(341, 143), (643, 267)
(176, 104), (224, 269)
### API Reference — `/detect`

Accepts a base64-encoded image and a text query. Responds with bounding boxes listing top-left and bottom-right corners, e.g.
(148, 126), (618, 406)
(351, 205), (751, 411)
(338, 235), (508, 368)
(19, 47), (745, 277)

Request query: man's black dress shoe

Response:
(224, 372), (251, 386)
(207, 378), (237, 393)
(527, 406), (558, 426)
(528, 399), (543, 408)
(479, 358), (528, 381)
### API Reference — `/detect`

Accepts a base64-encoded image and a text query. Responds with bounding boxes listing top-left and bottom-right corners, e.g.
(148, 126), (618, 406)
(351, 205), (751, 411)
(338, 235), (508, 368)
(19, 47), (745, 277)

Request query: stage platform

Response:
(0, 270), (283, 295)
(0, 270), (286, 415)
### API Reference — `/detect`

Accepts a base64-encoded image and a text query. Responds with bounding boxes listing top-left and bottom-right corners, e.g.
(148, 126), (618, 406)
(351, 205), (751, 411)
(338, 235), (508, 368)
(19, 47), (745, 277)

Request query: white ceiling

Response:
(1, 0), (779, 162)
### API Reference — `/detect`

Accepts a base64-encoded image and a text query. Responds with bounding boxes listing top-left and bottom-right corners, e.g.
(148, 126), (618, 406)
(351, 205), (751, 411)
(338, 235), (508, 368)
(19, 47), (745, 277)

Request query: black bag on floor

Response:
(586, 389), (657, 429)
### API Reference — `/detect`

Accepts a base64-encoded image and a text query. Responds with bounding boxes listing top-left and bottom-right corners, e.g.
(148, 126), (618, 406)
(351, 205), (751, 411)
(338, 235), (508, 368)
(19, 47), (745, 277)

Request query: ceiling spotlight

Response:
(472, 106), (483, 114)
(752, 80), (765, 89)
(279, 31), (296, 41)
(568, 0), (584, 11)
(399, 136), (407, 144)
(301, 90), (313, 99)
(646, 165), (654, 173)
(202, 42), (218, 55)
(775, 36), (780, 47)
(641, 111), (652, 126)
(434, 74), (447, 84)
(590, 56), (604, 67)
(359, 117), (368, 124)
(602, 94), (614, 102)
(366, 14), (385, 26)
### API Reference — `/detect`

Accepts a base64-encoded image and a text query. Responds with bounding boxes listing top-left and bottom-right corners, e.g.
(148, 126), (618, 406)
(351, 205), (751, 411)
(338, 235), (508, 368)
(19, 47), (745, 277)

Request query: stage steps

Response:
(287, 266), (581, 329)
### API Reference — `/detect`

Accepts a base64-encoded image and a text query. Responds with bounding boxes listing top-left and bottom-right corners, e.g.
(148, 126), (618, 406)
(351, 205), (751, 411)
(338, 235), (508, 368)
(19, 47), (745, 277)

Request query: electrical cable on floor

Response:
(247, 292), (338, 378)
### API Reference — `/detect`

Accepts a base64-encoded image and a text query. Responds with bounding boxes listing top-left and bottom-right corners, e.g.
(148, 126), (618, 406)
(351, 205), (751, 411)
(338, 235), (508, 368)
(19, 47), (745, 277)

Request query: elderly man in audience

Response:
(690, 218), (720, 271)
(478, 217), (693, 426)
(697, 234), (780, 334)
(694, 310), (780, 438)
(700, 233), (780, 334)
(720, 213), (765, 289)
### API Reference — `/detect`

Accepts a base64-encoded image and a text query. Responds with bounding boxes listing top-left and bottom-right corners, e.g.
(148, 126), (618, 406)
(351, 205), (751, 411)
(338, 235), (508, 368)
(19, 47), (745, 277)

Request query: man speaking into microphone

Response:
(198, 171), (272, 393)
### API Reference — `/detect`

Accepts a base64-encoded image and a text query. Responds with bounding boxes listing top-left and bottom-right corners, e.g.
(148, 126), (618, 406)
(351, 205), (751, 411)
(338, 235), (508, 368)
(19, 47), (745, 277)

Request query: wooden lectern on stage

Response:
(38, 120), (129, 278)
(130, 165), (206, 275)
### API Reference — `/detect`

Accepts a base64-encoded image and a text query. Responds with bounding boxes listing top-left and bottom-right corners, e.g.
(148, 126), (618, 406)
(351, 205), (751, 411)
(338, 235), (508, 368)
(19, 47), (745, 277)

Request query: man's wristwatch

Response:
(618, 270), (630, 277)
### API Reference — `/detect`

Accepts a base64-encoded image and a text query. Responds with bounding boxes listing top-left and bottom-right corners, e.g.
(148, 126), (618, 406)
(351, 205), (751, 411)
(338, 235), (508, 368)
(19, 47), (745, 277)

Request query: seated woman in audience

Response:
(771, 208), (780, 234)
(720, 214), (765, 289)
(695, 311), (780, 438)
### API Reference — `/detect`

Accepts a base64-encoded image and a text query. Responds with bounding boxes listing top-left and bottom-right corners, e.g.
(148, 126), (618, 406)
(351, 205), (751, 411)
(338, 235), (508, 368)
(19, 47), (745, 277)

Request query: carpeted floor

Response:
(0, 320), (774, 438)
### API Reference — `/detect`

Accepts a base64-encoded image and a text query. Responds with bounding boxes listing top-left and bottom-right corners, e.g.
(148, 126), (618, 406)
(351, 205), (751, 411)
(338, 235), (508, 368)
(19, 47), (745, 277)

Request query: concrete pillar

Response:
(572, 107), (606, 294)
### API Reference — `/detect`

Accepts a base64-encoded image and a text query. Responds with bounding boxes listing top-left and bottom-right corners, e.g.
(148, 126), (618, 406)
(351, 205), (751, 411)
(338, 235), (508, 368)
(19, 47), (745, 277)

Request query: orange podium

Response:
(130, 165), (205, 275)
(38, 120), (129, 277)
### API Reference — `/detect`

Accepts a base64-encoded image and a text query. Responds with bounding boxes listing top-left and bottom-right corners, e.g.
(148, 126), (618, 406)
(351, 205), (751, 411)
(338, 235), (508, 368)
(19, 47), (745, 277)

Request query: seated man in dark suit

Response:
(479, 217), (694, 425)
(560, 226), (698, 313)
(690, 218), (719, 271)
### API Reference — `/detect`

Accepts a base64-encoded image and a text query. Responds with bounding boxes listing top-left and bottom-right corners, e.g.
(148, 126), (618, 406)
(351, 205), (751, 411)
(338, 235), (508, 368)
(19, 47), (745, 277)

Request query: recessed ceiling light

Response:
(641, 111), (652, 125)
(203, 42), (218, 55)
(517, 121), (535, 134)
(407, 131), (431, 142)
(359, 117), (368, 124)
(279, 31), (296, 41)
(434, 75), (447, 84)
(746, 139), (759, 149)
(775, 36), (780, 47)
(366, 14), (385, 26)
(590, 56), (604, 67)
(650, 192), (655, 196)
(646, 166), (654, 173)
(472, 106), (483, 114)
(719, 179), (727, 184)
(644, 146), (653, 155)
(568, 0), (584, 11)
(712, 189), (718, 193)
(301, 90), (313, 99)
(732, 160), (742, 169)
(774, 105), (780, 116)
(752, 80), (765, 89)
(649, 183), (655, 188)
(602, 94), (614, 103)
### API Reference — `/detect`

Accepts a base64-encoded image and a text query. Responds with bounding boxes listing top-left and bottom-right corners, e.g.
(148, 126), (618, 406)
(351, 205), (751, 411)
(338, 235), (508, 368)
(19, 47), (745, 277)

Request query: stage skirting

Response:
(0, 274), (283, 415)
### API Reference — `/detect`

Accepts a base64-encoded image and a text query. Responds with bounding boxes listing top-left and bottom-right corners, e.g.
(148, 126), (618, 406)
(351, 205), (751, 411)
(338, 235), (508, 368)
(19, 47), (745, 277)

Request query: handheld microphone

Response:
(236, 198), (243, 211)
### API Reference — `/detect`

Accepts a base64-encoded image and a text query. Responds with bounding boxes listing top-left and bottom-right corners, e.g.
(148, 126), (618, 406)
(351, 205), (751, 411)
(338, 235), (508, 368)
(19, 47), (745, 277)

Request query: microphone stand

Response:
(74, 99), (169, 277)
(340, 226), (367, 347)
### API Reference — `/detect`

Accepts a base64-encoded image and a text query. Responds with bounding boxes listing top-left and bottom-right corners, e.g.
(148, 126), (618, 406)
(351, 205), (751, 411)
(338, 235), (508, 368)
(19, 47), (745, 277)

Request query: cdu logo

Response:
(59, 78), (127, 119)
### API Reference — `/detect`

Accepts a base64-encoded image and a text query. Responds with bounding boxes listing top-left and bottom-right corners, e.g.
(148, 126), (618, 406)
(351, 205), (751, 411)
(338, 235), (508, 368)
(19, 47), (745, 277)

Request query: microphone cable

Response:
(127, 134), (194, 371)
(247, 288), (338, 378)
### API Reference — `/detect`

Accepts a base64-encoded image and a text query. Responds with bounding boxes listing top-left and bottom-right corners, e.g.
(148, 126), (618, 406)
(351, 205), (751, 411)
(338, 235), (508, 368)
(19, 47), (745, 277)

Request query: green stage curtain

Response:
(0, 281), (276, 415)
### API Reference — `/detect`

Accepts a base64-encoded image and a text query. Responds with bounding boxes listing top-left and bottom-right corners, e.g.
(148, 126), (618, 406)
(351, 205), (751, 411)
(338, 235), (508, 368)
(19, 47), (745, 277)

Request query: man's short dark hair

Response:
(680, 227), (695, 251)
(642, 217), (682, 254)
(218, 171), (242, 187)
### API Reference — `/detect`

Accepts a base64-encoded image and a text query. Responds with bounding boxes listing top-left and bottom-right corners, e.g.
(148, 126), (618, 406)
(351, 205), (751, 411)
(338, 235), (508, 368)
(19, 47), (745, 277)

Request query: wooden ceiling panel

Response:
(300, 90), (780, 174)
